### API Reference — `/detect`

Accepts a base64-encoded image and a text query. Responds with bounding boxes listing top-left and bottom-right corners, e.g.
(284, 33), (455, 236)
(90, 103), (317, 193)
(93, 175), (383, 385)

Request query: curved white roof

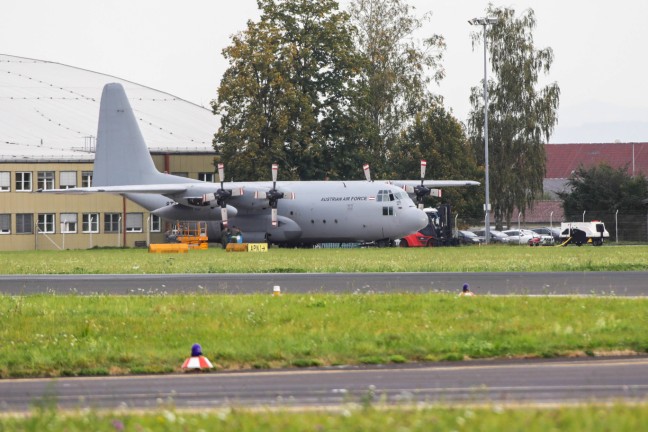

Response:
(0, 54), (218, 162)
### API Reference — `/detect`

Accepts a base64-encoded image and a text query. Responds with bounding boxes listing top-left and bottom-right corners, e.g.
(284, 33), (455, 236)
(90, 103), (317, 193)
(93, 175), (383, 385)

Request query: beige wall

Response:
(0, 153), (216, 251)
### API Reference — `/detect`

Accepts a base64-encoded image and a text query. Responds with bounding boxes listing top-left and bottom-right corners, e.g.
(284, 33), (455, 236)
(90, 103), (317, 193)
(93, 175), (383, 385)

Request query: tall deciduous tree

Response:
(396, 103), (483, 220)
(558, 163), (648, 215)
(349, 0), (445, 178)
(213, 0), (359, 180)
(468, 6), (560, 229)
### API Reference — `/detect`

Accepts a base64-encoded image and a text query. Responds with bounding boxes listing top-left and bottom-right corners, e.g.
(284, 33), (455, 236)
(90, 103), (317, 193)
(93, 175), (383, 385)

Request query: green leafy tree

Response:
(558, 163), (648, 215)
(468, 6), (560, 229)
(396, 103), (482, 220)
(213, 0), (360, 180)
(349, 0), (445, 178)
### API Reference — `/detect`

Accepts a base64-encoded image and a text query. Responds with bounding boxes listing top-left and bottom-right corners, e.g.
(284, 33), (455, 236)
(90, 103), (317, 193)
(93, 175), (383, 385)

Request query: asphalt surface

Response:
(1, 272), (646, 413)
(0, 271), (647, 296)
(1, 357), (647, 411)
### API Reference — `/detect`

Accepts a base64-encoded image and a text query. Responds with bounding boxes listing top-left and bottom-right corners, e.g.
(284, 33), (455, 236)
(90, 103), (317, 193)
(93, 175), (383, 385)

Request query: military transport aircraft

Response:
(42, 83), (479, 246)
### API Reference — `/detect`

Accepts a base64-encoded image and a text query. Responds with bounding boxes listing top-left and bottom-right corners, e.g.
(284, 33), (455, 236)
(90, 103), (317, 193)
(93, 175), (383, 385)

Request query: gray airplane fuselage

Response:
(126, 180), (427, 244)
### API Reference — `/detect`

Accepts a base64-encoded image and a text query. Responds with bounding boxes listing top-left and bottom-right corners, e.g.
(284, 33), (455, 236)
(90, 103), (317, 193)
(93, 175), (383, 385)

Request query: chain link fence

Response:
(563, 210), (648, 244)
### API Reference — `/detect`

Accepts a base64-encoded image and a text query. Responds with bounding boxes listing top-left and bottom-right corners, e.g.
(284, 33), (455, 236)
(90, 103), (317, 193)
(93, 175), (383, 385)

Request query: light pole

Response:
(469, 16), (498, 244)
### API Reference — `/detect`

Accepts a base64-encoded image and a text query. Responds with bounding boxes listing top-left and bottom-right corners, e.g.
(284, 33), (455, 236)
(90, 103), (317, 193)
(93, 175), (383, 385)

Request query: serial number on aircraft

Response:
(321, 196), (368, 202)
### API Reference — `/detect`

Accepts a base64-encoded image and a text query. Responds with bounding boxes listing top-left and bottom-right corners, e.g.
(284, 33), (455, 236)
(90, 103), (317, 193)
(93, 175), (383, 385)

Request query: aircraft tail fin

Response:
(93, 83), (169, 186)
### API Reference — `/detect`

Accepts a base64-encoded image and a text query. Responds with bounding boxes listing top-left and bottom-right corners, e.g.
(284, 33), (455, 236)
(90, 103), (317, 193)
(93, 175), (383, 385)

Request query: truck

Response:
(559, 221), (609, 246)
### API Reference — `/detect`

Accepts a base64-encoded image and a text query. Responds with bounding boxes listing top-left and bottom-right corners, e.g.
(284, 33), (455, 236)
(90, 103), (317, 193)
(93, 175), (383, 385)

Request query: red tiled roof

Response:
(545, 143), (648, 178)
(514, 201), (564, 224)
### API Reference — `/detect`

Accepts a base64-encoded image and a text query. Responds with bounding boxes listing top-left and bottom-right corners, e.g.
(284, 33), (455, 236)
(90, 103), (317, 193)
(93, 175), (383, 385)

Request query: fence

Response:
(563, 210), (648, 243)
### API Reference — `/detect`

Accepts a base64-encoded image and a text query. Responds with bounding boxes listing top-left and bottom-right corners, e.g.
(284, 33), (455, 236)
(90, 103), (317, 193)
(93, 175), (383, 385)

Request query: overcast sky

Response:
(2, 0), (647, 143)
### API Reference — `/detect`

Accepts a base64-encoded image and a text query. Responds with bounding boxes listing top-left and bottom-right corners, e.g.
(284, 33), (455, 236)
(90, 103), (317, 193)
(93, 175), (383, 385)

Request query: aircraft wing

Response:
(390, 180), (480, 188)
(39, 184), (191, 195)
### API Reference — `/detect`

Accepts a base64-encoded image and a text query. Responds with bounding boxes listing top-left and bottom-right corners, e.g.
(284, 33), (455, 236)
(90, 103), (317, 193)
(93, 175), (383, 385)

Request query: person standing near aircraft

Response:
(220, 224), (232, 248)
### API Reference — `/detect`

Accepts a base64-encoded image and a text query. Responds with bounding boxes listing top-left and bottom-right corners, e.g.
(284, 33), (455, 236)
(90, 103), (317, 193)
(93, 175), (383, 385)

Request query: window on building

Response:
(16, 214), (33, 234)
(59, 171), (77, 189)
(81, 171), (93, 187)
(0, 214), (10, 234)
(199, 172), (215, 182)
(104, 213), (121, 233)
(0, 172), (10, 192)
(126, 213), (143, 232)
(60, 213), (78, 233)
(15, 172), (32, 191)
(82, 213), (99, 233)
(150, 214), (161, 232)
(37, 171), (55, 190)
(37, 213), (55, 233)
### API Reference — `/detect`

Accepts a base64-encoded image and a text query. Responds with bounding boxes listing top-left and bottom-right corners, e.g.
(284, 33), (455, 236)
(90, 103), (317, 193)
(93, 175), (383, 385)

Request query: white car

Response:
(502, 229), (539, 245)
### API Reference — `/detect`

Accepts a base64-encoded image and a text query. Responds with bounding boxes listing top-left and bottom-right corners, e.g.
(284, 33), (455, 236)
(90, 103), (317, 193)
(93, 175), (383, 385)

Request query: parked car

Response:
(502, 229), (539, 245)
(532, 227), (560, 243)
(457, 230), (482, 245)
(472, 229), (511, 244)
(532, 232), (556, 246)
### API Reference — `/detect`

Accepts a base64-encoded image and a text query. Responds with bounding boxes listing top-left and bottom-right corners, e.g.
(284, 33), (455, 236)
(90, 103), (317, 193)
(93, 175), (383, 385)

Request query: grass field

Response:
(3, 404), (648, 431)
(1, 293), (647, 378)
(1, 244), (648, 274)
(2, 246), (647, 427)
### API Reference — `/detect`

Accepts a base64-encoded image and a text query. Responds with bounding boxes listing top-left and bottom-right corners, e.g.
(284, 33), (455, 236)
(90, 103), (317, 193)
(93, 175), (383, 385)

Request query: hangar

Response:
(0, 54), (218, 251)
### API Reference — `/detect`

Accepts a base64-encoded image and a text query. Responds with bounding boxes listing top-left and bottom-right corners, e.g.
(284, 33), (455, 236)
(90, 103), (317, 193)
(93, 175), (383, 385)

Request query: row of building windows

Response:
(0, 171), (93, 192)
(0, 213), (161, 235)
(0, 171), (217, 192)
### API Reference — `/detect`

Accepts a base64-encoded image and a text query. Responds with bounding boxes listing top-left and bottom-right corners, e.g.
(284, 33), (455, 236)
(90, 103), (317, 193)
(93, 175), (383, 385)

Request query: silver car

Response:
(472, 229), (511, 244)
(502, 229), (539, 245)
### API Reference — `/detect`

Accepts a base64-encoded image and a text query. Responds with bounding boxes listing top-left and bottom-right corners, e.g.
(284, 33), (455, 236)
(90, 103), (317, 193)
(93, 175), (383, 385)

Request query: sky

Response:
(2, 0), (647, 144)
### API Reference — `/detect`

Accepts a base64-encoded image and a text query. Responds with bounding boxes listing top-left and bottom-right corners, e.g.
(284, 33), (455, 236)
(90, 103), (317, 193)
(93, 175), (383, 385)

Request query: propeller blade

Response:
(403, 185), (415, 194)
(202, 193), (215, 203)
(272, 163), (279, 185)
(231, 187), (244, 197)
(418, 202), (424, 210)
(363, 164), (371, 182)
(221, 207), (228, 226)
(271, 208), (278, 227)
(284, 192), (295, 200)
(420, 160), (427, 184)
(430, 188), (442, 198)
(218, 163), (225, 184)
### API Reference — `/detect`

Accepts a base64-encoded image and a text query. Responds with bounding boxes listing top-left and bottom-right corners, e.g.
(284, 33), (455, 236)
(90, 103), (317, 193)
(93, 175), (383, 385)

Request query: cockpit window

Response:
(376, 190), (390, 202)
(377, 189), (407, 202)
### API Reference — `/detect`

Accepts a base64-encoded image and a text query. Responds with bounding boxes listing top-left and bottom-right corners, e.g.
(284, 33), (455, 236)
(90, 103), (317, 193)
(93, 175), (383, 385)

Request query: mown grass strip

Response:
(1, 294), (646, 378)
(2, 404), (648, 431)
(1, 245), (648, 274)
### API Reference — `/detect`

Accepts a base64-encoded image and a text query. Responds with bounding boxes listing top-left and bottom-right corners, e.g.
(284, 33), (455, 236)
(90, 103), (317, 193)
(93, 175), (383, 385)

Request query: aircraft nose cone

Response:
(410, 207), (429, 231)
(399, 207), (428, 237)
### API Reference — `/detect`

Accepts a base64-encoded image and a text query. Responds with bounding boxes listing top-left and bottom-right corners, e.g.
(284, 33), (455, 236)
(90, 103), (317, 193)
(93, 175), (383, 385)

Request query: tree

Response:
(396, 103), (483, 221)
(349, 0), (445, 178)
(213, 0), (360, 180)
(467, 6), (560, 229)
(558, 163), (648, 215)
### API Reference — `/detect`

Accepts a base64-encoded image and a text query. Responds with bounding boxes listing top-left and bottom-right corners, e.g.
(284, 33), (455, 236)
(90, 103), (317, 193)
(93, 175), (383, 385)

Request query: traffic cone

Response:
(182, 343), (214, 370)
(459, 283), (475, 297)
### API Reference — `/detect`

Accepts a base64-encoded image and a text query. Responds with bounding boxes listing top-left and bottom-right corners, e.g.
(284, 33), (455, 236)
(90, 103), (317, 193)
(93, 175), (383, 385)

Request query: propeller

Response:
(363, 163), (371, 182)
(254, 163), (295, 227)
(201, 163), (243, 226)
(403, 160), (442, 209)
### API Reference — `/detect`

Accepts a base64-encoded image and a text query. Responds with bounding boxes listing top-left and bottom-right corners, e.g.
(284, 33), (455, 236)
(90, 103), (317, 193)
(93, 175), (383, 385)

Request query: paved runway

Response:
(1, 357), (647, 411)
(0, 271), (647, 296)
